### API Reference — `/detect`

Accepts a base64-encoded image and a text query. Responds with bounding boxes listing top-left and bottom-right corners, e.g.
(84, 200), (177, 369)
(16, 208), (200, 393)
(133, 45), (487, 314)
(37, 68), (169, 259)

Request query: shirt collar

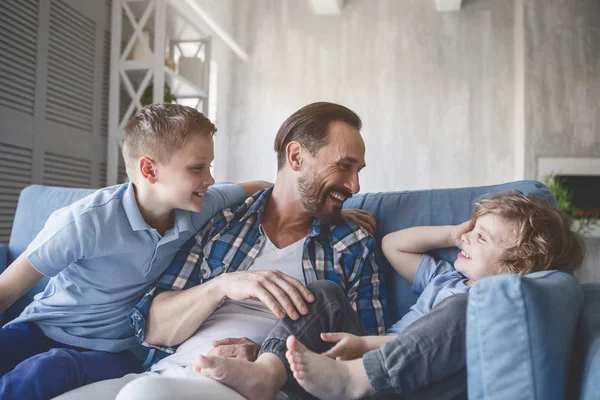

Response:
(173, 209), (194, 234)
(236, 186), (274, 223)
(122, 182), (149, 232)
(235, 186), (331, 239)
(122, 182), (194, 236)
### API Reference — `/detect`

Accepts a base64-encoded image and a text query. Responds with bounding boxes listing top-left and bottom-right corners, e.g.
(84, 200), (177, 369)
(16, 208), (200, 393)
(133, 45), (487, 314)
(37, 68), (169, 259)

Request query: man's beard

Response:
(297, 169), (351, 226)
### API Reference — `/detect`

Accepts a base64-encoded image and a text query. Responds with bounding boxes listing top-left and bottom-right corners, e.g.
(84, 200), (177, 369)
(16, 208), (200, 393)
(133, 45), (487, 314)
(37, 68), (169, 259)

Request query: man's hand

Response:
(320, 332), (368, 360)
(216, 270), (314, 320)
(207, 337), (260, 361)
(450, 220), (472, 248)
(341, 209), (377, 235)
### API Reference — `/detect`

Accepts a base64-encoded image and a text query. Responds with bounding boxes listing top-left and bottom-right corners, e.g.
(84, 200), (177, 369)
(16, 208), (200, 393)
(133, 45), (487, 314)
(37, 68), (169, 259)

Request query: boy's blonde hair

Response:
(471, 192), (584, 275)
(122, 103), (216, 179)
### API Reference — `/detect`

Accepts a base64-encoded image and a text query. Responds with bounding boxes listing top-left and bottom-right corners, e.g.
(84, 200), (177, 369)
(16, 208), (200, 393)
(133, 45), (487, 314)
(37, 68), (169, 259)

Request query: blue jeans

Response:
(0, 322), (142, 400)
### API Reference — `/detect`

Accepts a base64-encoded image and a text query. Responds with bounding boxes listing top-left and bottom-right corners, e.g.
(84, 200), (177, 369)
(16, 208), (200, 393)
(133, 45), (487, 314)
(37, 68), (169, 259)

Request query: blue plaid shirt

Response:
(130, 187), (390, 366)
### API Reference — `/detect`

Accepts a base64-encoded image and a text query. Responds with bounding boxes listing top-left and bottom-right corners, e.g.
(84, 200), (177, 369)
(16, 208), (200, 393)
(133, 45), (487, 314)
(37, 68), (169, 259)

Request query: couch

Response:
(1, 181), (599, 399)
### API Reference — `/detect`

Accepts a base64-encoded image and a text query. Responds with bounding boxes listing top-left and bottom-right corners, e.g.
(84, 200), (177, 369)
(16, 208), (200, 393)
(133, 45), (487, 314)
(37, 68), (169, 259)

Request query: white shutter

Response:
(43, 152), (91, 188)
(45, 0), (96, 132)
(0, 143), (33, 243)
(0, 0), (38, 115)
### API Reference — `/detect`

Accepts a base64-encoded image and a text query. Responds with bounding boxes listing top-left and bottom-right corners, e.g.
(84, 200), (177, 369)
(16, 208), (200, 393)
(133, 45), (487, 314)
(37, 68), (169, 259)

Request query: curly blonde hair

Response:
(470, 192), (584, 275)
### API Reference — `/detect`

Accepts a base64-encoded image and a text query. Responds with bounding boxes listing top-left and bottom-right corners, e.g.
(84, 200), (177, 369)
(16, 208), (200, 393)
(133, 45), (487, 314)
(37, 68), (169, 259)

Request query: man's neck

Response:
(133, 183), (174, 236)
(261, 176), (313, 248)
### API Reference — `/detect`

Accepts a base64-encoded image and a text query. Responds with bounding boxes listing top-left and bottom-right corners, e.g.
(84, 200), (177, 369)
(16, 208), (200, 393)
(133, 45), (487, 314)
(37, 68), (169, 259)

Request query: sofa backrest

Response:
(5, 185), (96, 321)
(5, 180), (556, 325)
(344, 180), (556, 322)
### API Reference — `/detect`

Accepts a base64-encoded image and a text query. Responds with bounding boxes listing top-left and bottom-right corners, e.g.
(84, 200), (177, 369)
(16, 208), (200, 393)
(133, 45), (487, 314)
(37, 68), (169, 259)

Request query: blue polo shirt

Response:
(9, 182), (245, 355)
(387, 254), (470, 335)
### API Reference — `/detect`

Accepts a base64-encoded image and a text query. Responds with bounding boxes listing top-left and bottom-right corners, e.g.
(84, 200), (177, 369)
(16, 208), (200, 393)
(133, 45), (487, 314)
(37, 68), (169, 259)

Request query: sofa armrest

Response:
(570, 284), (600, 400)
(0, 243), (6, 325)
(466, 270), (583, 400)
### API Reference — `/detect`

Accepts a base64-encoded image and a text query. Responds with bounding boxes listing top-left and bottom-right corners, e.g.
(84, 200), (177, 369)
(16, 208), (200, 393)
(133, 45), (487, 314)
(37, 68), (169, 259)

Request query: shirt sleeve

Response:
(190, 183), (245, 230)
(26, 207), (97, 277)
(129, 209), (230, 356)
(412, 254), (456, 295)
(346, 236), (391, 336)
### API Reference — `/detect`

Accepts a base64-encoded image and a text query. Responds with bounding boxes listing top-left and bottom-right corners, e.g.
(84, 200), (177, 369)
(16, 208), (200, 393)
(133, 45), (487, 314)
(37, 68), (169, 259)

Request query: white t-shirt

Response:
(152, 231), (306, 371)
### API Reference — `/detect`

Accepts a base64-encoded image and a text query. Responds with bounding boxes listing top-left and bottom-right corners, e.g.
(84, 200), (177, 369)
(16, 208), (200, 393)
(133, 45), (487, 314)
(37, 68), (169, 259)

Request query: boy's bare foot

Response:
(285, 336), (372, 400)
(194, 353), (285, 400)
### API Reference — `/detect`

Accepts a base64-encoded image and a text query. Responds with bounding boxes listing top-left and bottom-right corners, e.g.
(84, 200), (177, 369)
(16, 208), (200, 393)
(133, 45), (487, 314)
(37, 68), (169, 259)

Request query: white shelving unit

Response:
(107, 0), (212, 185)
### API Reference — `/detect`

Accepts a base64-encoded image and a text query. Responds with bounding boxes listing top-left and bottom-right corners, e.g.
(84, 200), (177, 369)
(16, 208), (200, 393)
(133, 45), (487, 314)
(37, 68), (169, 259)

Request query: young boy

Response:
(282, 191), (584, 399)
(0, 104), (270, 399)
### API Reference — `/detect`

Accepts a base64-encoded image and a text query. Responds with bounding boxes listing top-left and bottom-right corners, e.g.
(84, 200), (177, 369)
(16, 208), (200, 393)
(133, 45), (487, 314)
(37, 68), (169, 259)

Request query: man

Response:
(56, 102), (389, 400)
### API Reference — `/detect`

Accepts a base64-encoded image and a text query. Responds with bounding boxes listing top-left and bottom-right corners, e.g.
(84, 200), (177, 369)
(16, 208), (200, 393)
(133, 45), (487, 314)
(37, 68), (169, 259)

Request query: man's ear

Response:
(139, 156), (158, 183)
(286, 141), (303, 172)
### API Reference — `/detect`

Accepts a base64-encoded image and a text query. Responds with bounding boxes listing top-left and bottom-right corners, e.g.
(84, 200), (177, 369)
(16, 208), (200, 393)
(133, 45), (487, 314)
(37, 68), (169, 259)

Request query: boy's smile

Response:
(155, 134), (215, 213)
(454, 214), (515, 283)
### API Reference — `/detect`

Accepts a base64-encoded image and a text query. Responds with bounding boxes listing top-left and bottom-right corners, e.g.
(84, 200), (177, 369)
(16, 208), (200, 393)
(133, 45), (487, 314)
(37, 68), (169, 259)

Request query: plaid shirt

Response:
(130, 187), (390, 366)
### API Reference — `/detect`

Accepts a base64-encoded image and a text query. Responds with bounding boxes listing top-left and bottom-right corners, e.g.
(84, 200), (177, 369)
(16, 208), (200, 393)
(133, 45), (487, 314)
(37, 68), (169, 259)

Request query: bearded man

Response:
(56, 102), (389, 400)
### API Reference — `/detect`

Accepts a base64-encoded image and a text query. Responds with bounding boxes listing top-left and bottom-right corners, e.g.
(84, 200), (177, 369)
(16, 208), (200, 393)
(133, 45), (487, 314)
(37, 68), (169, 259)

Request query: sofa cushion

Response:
(466, 270), (583, 400)
(568, 283), (600, 400)
(344, 180), (556, 322)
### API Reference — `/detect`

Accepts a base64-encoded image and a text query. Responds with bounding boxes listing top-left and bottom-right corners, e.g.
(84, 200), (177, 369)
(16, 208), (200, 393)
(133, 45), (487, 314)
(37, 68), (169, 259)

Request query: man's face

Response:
(298, 121), (366, 225)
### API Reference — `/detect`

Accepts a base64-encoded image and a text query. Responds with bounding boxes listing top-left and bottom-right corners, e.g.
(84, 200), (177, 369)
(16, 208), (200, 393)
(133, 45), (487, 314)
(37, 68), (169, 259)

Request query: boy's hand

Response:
(320, 332), (368, 360)
(450, 220), (472, 247)
(341, 209), (377, 235)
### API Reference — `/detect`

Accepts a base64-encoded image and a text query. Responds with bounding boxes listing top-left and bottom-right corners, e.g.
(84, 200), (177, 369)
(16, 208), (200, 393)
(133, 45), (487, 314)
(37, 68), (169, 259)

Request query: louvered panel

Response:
(100, 155), (129, 186)
(0, 0), (38, 116)
(99, 162), (107, 186)
(118, 157), (128, 183)
(47, 53), (95, 98)
(102, 30), (110, 136)
(0, 143), (32, 244)
(47, 78), (95, 105)
(0, 63), (37, 89)
(46, 0), (96, 132)
(44, 152), (91, 188)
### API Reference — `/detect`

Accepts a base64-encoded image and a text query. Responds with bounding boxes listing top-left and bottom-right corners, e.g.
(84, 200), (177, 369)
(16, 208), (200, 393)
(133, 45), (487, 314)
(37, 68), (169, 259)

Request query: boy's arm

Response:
(237, 181), (272, 197)
(0, 253), (43, 312)
(382, 223), (468, 283)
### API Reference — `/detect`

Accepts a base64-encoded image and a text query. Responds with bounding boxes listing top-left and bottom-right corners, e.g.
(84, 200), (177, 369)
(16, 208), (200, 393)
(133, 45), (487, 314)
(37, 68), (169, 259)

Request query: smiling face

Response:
(153, 133), (215, 212)
(454, 213), (516, 283)
(297, 120), (365, 225)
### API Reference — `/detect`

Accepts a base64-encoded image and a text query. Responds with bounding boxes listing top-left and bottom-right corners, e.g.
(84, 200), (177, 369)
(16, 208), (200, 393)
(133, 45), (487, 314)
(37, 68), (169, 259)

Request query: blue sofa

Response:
(1, 181), (599, 399)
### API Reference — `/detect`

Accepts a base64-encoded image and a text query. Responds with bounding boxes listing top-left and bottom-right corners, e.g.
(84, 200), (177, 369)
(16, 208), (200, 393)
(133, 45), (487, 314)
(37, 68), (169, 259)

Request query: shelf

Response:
(164, 66), (206, 98)
(122, 61), (206, 99)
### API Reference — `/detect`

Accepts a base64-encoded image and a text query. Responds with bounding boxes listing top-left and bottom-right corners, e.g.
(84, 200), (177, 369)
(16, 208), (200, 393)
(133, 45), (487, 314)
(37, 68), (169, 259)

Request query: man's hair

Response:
(273, 102), (362, 170)
(122, 103), (216, 178)
(471, 192), (584, 275)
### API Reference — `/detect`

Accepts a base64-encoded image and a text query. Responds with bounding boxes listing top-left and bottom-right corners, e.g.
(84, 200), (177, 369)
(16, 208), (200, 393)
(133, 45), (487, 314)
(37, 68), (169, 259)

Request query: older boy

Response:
(0, 104), (270, 399)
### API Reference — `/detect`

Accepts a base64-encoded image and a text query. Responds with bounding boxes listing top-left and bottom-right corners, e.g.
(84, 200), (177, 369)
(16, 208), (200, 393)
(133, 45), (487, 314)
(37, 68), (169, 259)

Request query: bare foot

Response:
(194, 353), (285, 400)
(285, 336), (372, 400)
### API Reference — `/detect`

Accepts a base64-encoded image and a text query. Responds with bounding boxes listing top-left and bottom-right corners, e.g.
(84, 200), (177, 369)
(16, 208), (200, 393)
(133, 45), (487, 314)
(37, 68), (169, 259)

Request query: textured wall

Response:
(524, 0), (600, 179)
(224, 0), (517, 192)
(192, 0), (237, 183)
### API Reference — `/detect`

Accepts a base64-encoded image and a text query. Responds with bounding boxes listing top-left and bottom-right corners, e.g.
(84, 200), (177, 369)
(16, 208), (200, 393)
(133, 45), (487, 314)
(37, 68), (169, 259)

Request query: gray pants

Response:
(260, 280), (468, 399)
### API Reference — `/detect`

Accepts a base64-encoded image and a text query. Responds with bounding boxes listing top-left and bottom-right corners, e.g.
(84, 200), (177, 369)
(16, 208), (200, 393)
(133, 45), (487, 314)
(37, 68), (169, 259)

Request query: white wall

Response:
(189, 0), (237, 183)
(223, 0), (518, 192)
(524, 0), (600, 179)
